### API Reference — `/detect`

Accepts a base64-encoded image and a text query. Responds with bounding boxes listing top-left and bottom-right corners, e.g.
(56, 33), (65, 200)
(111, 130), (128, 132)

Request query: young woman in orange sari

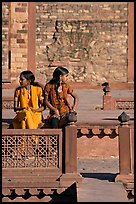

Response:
(13, 70), (45, 129)
(44, 66), (79, 128)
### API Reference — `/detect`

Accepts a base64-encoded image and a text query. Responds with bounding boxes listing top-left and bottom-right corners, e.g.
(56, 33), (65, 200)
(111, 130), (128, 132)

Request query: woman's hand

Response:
(30, 107), (36, 113)
(54, 108), (60, 118)
(70, 108), (76, 112)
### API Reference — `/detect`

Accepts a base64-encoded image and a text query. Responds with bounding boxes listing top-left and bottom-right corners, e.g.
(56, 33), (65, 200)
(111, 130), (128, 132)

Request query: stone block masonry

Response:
(2, 2), (28, 83)
(2, 2), (134, 87)
(35, 2), (128, 84)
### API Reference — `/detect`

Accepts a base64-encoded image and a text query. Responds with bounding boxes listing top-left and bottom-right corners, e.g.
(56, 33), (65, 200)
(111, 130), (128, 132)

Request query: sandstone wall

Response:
(2, 2), (129, 85)
(35, 2), (128, 84)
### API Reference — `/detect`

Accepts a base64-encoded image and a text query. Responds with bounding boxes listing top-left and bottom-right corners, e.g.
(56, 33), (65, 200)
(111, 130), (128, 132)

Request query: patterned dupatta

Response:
(50, 83), (72, 110)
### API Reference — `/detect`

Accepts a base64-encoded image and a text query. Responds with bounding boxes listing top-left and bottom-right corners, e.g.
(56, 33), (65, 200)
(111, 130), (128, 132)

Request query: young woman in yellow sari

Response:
(13, 70), (45, 129)
(44, 66), (79, 128)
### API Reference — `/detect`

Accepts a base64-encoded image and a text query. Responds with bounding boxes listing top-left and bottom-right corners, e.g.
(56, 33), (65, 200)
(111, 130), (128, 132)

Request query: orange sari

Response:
(44, 82), (73, 117)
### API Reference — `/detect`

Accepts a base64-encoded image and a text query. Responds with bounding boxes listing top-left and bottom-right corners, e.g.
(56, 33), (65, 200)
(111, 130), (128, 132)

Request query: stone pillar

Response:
(28, 2), (36, 75)
(60, 122), (82, 185)
(118, 112), (131, 175)
(102, 82), (115, 110)
(64, 123), (77, 174)
(115, 112), (134, 186)
(10, 2), (28, 82)
(128, 2), (134, 82)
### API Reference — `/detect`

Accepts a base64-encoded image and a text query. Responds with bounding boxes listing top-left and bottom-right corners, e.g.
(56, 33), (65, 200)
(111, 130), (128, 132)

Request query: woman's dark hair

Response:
(53, 66), (69, 78)
(49, 66), (69, 85)
(47, 66), (69, 102)
(20, 70), (35, 83)
(20, 70), (43, 88)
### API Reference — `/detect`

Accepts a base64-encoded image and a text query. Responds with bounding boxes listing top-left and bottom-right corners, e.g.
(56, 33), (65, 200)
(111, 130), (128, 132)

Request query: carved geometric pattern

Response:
(2, 100), (14, 109)
(2, 134), (59, 168)
(77, 126), (118, 138)
(116, 101), (134, 110)
(2, 187), (68, 201)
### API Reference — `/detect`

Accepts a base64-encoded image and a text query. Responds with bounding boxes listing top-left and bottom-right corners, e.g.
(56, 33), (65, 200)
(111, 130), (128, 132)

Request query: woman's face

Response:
(19, 74), (30, 87)
(60, 74), (68, 83)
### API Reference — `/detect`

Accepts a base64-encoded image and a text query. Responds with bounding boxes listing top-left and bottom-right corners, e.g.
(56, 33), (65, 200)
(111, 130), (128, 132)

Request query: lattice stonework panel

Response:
(2, 134), (60, 168)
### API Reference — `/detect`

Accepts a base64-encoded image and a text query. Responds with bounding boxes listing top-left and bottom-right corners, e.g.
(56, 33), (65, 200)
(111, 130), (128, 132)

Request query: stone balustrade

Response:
(102, 82), (134, 110)
(2, 124), (82, 202)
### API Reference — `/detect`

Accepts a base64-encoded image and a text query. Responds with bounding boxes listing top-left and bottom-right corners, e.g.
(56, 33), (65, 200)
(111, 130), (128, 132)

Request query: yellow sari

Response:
(13, 85), (44, 129)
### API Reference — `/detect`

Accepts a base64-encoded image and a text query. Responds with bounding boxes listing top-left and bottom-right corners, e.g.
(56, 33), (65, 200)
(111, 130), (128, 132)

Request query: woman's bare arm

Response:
(44, 96), (60, 117)
(70, 91), (79, 111)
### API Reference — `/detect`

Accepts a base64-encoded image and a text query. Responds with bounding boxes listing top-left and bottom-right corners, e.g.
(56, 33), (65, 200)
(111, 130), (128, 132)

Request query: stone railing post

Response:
(60, 121), (82, 185)
(115, 111), (134, 190)
(64, 122), (77, 174)
(102, 82), (115, 110)
(117, 112), (131, 175)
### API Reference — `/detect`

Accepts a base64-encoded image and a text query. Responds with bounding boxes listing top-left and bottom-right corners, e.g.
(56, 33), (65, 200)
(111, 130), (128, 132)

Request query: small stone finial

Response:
(118, 111), (130, 123)
(102, 82), (110, 95)
(67, 112), (77, 126)
(102, 82), (109, 87)
(68, 112), (77, 123)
